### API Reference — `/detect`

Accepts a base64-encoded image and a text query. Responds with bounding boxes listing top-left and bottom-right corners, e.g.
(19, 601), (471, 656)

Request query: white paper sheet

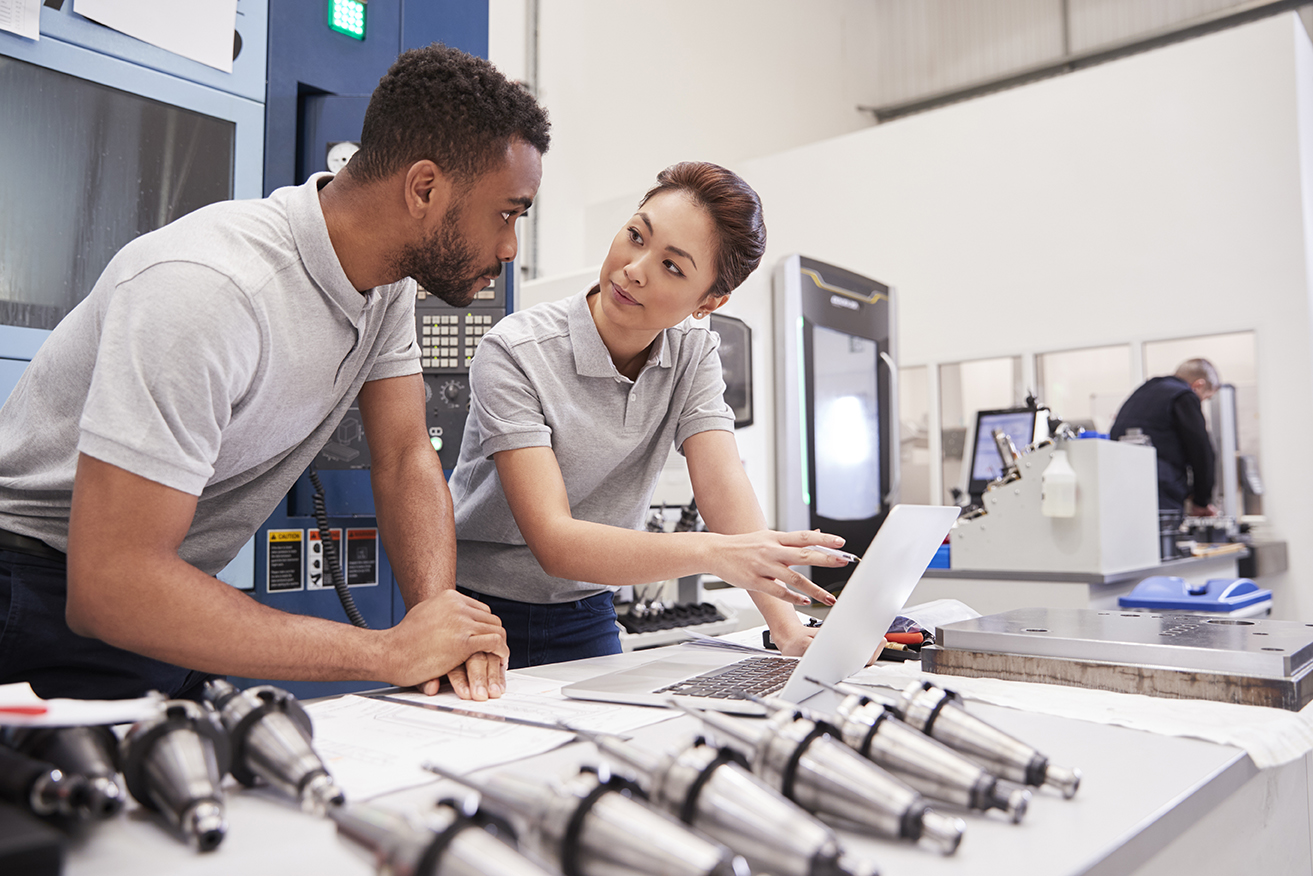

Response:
(0, 0), (40, 41)
(304, 694), (575, 801)
(849, 661), (1313, 769)
(0, 682), (163, 726)
(73, 0), (237, 72)
(380, 674), (677, 735)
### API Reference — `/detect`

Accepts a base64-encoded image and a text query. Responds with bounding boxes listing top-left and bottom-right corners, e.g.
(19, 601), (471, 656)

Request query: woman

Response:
(449, 161), (851, 670)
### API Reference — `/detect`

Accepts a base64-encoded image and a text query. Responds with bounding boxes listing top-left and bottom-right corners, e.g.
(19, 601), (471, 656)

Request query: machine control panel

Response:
(414, 273), (508, 470)
(418, 311), (496, 370)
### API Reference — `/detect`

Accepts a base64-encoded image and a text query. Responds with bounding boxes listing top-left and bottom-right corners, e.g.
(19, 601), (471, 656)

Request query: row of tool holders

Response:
(4, 677), (1079, 875)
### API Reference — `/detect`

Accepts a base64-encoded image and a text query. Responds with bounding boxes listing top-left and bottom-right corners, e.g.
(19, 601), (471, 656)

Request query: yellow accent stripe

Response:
(800, 268), (887, 304)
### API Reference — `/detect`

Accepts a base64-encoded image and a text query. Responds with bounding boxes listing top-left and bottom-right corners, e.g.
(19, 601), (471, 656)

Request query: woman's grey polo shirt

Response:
(450, 288), (735, 604)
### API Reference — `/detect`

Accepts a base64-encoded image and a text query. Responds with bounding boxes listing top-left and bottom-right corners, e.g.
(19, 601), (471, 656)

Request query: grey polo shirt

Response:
(0, 173), (420, 574)
(450, 288), (735, 603)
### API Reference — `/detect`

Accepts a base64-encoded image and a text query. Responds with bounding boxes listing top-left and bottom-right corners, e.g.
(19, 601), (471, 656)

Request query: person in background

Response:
(1110, 358), (1219, 517)
(449, 161), (849, 669)
(0, 45), (549, 702)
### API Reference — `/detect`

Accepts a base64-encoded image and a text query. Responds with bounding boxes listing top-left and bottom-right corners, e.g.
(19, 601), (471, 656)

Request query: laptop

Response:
(561, 504), (960, 713)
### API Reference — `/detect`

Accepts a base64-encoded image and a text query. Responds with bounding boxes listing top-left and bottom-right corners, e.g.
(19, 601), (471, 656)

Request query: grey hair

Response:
(1175, 358), (1220, 390)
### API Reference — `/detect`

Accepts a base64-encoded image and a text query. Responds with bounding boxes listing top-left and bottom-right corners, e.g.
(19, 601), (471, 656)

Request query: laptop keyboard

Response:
(654, 656), (798, 700)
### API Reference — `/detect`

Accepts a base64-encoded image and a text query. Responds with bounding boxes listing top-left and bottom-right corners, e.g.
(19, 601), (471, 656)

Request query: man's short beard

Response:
(394, 199), (501, 307)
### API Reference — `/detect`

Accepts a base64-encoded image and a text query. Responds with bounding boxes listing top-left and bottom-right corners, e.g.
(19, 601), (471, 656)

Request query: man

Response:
(1110, 358), (1219, 516)
(0, 45), (549, 702)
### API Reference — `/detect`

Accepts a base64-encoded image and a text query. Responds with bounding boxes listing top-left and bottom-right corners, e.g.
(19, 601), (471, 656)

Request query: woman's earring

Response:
(694, 310), (706, 319)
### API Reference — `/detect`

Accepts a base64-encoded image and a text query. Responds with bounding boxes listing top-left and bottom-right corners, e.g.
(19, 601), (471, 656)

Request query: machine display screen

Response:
(970, 409), (1038, 482)
(812, 324), (881, 521)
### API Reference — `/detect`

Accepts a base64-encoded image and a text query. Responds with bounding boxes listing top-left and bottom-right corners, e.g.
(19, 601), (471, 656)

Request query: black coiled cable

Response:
(307, 467), (368, 628)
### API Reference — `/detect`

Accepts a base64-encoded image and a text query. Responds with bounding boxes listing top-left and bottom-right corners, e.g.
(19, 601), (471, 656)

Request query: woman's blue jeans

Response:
(458, 587), (622, 669)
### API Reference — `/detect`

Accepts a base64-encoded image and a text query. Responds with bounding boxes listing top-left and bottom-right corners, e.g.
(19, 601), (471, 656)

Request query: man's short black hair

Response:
(350, 44), (550, 185)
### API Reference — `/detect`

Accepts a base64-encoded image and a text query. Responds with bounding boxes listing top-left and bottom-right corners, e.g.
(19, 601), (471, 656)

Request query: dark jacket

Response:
(1109, 376), (1215, 512)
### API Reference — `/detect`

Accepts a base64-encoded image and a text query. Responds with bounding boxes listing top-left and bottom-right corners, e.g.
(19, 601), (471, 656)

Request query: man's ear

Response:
(403, 160), (453, 220)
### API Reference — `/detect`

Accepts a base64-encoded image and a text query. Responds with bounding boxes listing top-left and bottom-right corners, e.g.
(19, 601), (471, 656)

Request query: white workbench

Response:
(64, 645), (1313, 876)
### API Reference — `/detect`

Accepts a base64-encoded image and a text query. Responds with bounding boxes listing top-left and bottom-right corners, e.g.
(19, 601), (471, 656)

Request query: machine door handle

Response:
(880, 350), (900, 507)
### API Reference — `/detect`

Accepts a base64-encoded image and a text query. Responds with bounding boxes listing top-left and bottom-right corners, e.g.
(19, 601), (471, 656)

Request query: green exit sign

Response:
(328, 0), (366, 40)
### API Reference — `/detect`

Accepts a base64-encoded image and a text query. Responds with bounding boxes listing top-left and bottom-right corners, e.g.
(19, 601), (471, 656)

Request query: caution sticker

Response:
(266, 529), (304, 592)
(346, 528), (379, 588)
(307, 528), (343, 590)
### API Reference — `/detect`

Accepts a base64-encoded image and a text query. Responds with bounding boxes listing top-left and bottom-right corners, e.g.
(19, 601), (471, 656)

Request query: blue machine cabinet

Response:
(236, 0), (497, 699)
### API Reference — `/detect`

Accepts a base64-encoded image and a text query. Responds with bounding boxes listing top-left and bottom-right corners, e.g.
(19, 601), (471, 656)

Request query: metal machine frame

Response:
(773, 254), (898, 589)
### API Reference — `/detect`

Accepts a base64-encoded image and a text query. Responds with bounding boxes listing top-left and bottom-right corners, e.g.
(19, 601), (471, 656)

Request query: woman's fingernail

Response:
(831, 536), (845, 546)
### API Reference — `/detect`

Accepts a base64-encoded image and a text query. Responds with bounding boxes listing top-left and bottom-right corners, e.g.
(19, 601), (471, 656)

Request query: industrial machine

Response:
(950, 436), (1160, 575)
(774, 256), (897, 590)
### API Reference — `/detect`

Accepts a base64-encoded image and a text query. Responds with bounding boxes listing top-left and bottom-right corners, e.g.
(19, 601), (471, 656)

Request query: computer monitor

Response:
(967, 407), (1041, 503)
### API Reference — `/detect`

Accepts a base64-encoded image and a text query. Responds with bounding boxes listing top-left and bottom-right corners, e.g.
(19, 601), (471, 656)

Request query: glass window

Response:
(1036, 344), (1133, 434)
(899, 365), (930, 505)
(1142, 331), (1260, 513)
(0, 56), (234, 329)
(939, 357), (1023, 504)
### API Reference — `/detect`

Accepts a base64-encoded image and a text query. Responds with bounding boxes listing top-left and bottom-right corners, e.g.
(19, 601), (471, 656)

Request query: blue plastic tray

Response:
(1118, 575), (1272, 612)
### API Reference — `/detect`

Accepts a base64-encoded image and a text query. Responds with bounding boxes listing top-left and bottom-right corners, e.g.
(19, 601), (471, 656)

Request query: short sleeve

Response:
(365, 283), (421, 382)
(467, 334), (554, 458)
(674, 330), (735, 454)
(77, 263), (262, 496)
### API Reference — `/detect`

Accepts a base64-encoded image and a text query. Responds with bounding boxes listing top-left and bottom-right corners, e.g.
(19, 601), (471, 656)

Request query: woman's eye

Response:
(664, 260), (684, 277)
(627, 227), (643, 244)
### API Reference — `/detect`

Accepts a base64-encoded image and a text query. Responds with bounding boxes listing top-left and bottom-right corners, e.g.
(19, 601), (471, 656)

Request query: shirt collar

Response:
(287, 172), (371, 323)
(569, 287), (673, 381)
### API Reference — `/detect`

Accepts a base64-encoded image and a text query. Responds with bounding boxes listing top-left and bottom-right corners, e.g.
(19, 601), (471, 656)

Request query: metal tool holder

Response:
(572, 726), (878, 876)
(424, 762), (748, 876)
(203, 679), (344, 815)
(677, 703), (964, 855)
(779, 684), (1031, 822)
(330, 798), (553, 876)
(120, 700), (231, 852)
(2, 725), (125, 819)
(884, 681), (1081, 798)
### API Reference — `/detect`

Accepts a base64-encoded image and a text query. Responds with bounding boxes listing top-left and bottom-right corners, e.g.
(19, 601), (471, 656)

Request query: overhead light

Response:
(328, 0), (366, 40)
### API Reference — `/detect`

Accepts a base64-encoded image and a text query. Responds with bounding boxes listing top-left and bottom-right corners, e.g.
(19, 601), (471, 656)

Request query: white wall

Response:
(502, 0), (878, 278)
(727, 13), (1313, 618)
(497, 8), (1313, 618)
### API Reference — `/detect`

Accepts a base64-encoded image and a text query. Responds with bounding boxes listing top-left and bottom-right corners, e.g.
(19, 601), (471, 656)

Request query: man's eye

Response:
(501, 211), (513, 222)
